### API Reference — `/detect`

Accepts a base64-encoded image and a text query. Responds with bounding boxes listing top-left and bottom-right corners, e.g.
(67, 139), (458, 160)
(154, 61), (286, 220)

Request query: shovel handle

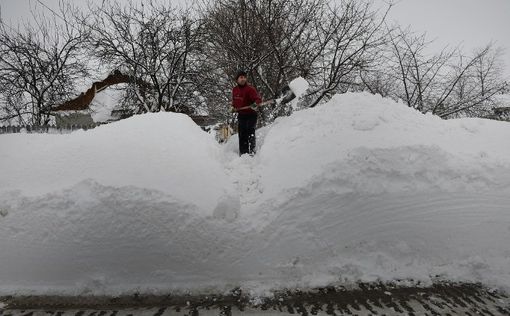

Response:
(232, 100), (274, 112)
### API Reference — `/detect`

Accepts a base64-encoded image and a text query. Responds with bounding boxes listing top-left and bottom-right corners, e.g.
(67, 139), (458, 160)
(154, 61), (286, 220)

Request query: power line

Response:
(34, 0), (66, 23)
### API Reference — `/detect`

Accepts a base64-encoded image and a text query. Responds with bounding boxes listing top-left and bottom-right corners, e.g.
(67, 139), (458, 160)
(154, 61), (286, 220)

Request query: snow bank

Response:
(0, 112), (236, 214)
(257, 92), (510, 207)
(0, 112), (241, 295)
(1, 92), (510, 296)
(232, 93), (510, 293)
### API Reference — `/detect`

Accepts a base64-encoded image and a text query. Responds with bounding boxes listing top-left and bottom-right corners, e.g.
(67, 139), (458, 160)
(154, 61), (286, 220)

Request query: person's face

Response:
(237, 75), (247, 86)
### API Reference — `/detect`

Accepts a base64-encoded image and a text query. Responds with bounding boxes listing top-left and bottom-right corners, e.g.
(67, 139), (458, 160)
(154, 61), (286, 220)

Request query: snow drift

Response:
(1, 91), (510, 296)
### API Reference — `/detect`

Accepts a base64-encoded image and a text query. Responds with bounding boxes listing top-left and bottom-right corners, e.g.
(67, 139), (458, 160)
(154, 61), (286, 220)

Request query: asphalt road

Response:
(1, 282), (509, 315)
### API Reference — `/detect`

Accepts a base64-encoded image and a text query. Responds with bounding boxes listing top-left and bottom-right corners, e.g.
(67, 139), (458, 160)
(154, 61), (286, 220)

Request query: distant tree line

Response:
(0, 0), (508, 126)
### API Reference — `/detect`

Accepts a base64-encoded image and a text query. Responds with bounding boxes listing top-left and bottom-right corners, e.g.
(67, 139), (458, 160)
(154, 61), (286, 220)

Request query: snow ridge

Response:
(1, 92), (509, 296)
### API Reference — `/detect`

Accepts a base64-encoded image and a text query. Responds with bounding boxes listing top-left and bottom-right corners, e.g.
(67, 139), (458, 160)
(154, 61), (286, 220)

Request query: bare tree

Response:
(384, 28), (507, 118)
(201, 0), (325, 124)
(386, 28), (454, 113)
(81, 1), (204, 116)
(306, 0), (392, 108)
(0, 4), (88, 125)
(435, 44), (508, 118)
(200, 0), (273, 125)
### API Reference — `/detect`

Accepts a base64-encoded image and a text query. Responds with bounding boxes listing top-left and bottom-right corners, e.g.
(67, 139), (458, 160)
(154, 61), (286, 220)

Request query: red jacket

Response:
(232, 84), (262, 115)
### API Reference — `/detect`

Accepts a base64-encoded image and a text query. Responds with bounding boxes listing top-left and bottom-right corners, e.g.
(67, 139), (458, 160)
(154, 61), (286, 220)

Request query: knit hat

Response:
(235, 70), (247, 80)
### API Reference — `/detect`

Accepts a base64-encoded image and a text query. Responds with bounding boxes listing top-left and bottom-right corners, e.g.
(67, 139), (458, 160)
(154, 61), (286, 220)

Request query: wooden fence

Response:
(1, 115), (219, 135)
(0, 124), (102, 134)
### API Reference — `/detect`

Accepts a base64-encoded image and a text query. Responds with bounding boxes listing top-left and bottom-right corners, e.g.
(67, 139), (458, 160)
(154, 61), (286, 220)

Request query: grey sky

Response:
(380, 0), (510, 78)
(1, 0), (509, 78)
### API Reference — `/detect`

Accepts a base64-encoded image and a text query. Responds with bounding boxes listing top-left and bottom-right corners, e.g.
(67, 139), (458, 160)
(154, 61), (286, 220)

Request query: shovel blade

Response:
(279, 84), (297, 105)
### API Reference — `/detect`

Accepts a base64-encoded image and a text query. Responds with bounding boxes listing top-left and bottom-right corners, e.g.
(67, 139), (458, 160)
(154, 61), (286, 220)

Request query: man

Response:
(231, 70), (261, 156)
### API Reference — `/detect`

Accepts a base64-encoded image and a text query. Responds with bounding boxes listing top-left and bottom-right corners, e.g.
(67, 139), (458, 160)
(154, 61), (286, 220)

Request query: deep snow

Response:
(1, 91), (510, 297)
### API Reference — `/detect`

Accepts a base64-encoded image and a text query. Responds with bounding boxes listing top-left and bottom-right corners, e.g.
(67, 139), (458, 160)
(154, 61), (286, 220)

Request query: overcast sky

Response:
(1, 0), (509, 78)
(381, 0), (510, 78)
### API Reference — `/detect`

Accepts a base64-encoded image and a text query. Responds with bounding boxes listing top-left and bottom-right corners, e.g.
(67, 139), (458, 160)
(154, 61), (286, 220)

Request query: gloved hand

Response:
(230, 106), (236, 113)
(250, 103), (258, 110)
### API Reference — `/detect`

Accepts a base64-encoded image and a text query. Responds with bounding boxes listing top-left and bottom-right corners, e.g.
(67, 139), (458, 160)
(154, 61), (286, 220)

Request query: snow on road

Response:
(0, 91), (509, 297)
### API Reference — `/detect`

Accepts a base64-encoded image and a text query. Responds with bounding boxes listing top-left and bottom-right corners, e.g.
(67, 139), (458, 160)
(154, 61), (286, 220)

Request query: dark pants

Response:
(238, 114), (257, 156)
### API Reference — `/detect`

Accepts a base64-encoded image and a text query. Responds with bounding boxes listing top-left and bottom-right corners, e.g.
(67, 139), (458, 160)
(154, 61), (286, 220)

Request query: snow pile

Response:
(245, 92), (510, 291)
(0, 112), (241, 295)
(0, 112), (236, 214)
(1, 92), (510, 296)
(257, 93), (510, 206)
